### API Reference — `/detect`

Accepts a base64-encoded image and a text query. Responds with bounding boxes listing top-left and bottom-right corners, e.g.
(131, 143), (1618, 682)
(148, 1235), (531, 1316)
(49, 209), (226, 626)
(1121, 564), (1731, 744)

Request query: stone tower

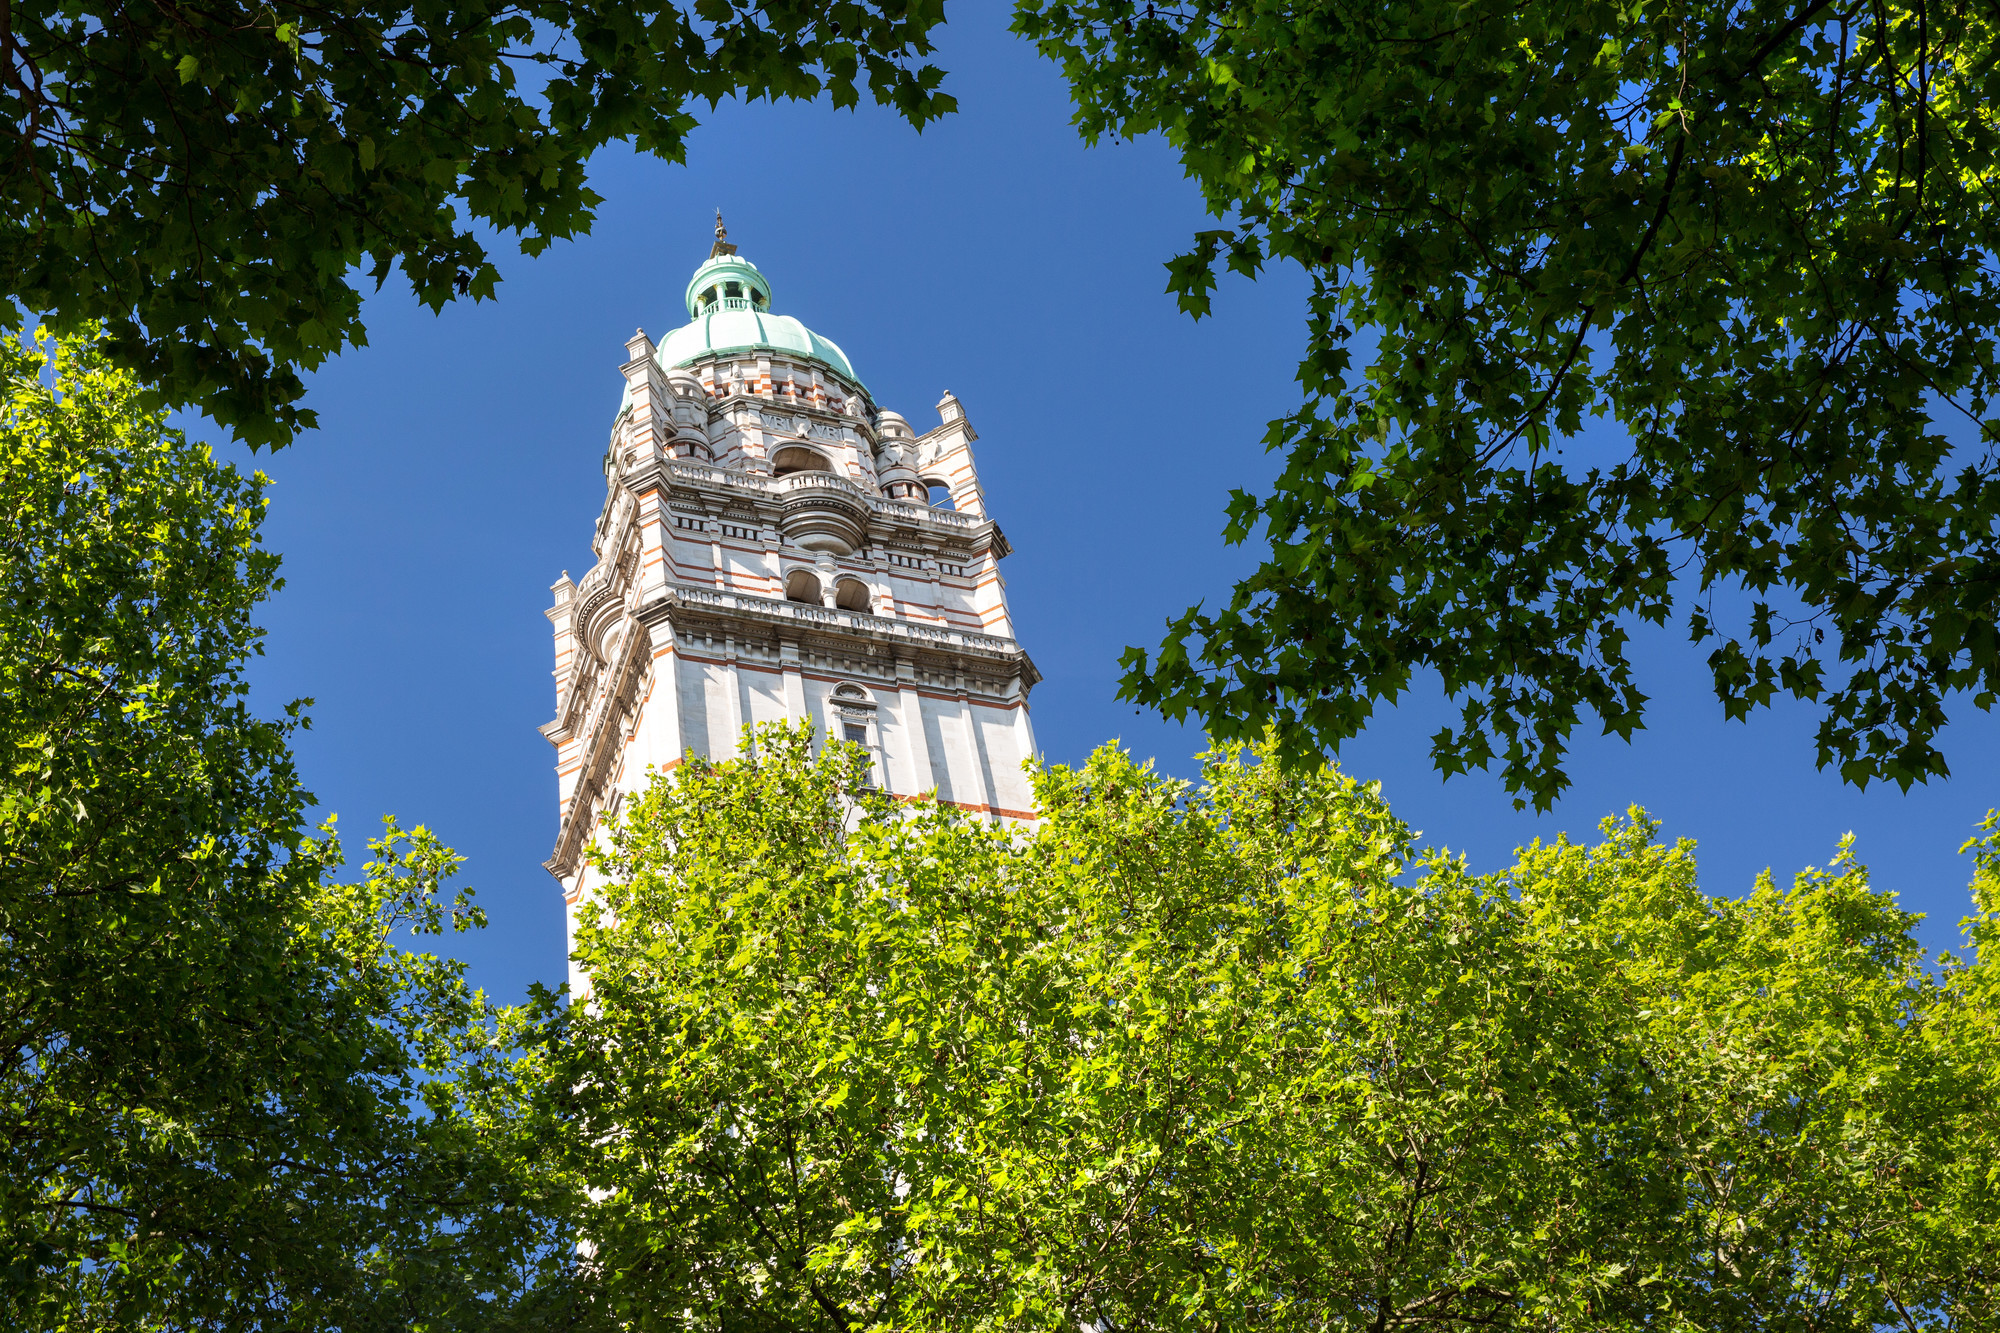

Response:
(540, 226), (1040, 950)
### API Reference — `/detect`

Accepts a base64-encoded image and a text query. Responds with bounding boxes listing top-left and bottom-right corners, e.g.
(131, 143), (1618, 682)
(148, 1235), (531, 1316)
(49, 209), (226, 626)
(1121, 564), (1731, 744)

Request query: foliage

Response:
(1014, 0), (2000, 808)
(1, 0), (952, 446)
(0, 331), (548, 1329)
(534, 720), (2000, 1331)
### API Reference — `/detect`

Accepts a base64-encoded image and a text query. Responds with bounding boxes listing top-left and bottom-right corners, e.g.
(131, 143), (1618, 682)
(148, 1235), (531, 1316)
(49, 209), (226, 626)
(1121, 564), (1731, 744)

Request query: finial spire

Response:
(709, 210), (737, 259)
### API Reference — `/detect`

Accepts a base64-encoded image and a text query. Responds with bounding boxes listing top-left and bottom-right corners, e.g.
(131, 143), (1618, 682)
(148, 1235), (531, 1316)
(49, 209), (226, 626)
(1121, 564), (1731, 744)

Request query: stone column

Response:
(722, 633), (747, 759)
(958, 673), (1001, 818)
(760, 522), (783, 597)
(638, 611), (685, 778)
(779, 634), (809, 723)
(895, 653), (934, 797)
(1010, 674), (1038, 770)
(815, 551), (839, 609)
(870, 545), (896, 617)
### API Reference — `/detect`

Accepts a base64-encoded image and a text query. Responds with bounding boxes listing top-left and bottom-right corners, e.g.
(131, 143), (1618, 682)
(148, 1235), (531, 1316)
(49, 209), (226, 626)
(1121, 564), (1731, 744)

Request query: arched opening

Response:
(785, 569), (822, 604)
(834, 578), (873, 614)
(830, 684), (878, 786)
(924, 479), (956, 510)
(773, 446), (834, 477)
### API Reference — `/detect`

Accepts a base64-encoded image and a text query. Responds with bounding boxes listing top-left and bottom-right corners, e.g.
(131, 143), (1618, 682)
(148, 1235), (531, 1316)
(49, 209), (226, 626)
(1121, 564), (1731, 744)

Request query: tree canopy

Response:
(1014, 0), (2000, 808)
(1, 0), (951, 446)
(0, 332), (550, 1328)
(527, 722), (2000, 1332)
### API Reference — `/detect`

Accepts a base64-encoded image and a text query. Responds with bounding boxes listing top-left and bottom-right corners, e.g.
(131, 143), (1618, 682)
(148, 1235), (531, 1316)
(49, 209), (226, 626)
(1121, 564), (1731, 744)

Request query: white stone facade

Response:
(541, 238), (1040, 969)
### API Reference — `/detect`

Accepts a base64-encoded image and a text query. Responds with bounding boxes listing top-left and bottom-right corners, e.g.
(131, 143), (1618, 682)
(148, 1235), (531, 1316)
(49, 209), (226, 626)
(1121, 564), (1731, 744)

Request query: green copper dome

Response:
(653, 231), (863, 387)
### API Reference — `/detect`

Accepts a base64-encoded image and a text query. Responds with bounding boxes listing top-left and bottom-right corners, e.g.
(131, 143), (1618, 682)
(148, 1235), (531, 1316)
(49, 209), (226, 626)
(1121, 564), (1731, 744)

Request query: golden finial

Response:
(710, 210), (737, 258)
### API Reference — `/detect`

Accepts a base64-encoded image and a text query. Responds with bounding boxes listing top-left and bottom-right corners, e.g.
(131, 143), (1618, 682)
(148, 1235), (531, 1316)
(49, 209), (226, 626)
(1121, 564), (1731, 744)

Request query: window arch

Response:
(923, 478), (956, 510)
(785, 569), (822, 604)
(829, 683), (879, 785)
(773, 446), (834, 477)
(834, 578), (873, 614)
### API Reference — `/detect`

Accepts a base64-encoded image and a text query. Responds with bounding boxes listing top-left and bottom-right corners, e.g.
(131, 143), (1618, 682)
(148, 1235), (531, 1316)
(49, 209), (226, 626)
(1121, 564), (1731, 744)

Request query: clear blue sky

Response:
(220, 5), (2000, 1004)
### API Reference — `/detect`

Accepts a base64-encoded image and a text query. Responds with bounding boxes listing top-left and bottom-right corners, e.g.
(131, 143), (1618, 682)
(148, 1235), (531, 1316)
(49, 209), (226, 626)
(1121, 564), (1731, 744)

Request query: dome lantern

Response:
(655, 220), (864, 388)
(684, 215), (773, 316)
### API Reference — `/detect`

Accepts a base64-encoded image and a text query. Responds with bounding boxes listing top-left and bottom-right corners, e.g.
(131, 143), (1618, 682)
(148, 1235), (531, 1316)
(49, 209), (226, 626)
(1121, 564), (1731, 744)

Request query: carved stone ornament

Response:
(543, 238), (1040, 896)
(760, 409), (846, 442)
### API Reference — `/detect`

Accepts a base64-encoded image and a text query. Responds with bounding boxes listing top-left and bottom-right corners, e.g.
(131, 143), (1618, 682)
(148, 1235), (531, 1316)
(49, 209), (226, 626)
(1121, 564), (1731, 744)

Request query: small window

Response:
(785, 570), (821, 604)
(725, 281), (742, 298)
(924, 480), (955, 510)
(772, 446), (834, 477)
(842, 721), (874, 784)
(834, 578), (872, 613)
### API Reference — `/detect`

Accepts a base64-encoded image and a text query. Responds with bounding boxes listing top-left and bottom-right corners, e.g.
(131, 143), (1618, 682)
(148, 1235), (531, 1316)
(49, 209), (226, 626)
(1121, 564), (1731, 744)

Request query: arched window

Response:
(773, 446), (834, 477)
(829, 683), (878, 785)
(785, 570), (822, 604)
(834, 578), (872, 614)
(924, 479), (956, 510)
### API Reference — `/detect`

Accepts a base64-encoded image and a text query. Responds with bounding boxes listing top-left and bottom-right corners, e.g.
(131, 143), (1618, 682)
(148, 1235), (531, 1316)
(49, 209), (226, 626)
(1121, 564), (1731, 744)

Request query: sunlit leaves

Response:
(0, 0), (953, 446)
(1019, 0), (2000, 807)
(529, 724), (2000, 1332)
(0, 333), (546, 1329)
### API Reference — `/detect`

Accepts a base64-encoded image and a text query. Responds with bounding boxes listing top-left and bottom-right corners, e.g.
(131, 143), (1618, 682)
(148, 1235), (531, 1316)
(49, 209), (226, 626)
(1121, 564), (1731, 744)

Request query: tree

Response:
(1, 0), (951, 446)
(533, 722), (2000, 1331)
(1014, 0), (2000, 808)
(0, 330), (553, 1328)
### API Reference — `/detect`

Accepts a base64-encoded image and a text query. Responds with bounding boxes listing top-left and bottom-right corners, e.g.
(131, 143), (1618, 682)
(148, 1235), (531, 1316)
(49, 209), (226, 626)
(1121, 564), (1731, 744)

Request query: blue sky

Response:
(220, 5), (2000, 1003)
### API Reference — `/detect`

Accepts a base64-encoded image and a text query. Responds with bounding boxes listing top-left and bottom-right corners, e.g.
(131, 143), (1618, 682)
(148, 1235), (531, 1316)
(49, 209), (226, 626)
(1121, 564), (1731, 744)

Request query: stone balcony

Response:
(661, 582), (1031, 675)
(665, 461), (985, 542)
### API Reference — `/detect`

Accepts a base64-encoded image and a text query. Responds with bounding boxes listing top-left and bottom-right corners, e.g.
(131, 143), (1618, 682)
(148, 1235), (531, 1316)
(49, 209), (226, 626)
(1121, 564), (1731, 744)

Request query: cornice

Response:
(672, 351), (872, 413)
(544, 620), (650, 883)
(649, 582), (1032, 673)
(616, 459), (1000, 553)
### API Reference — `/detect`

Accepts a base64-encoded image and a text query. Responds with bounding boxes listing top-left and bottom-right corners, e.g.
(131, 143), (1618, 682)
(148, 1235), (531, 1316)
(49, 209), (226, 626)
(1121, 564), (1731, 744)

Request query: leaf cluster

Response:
(0, 331), (554, 1329)
(529, 720), (2000, 1332)
(1, 0), (953, 445)
(1014, 0), (2000, 806)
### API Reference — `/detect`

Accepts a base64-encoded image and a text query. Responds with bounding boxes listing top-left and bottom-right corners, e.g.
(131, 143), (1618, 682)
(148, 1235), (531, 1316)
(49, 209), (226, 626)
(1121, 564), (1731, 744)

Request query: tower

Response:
(540, 227), (1040, 951)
